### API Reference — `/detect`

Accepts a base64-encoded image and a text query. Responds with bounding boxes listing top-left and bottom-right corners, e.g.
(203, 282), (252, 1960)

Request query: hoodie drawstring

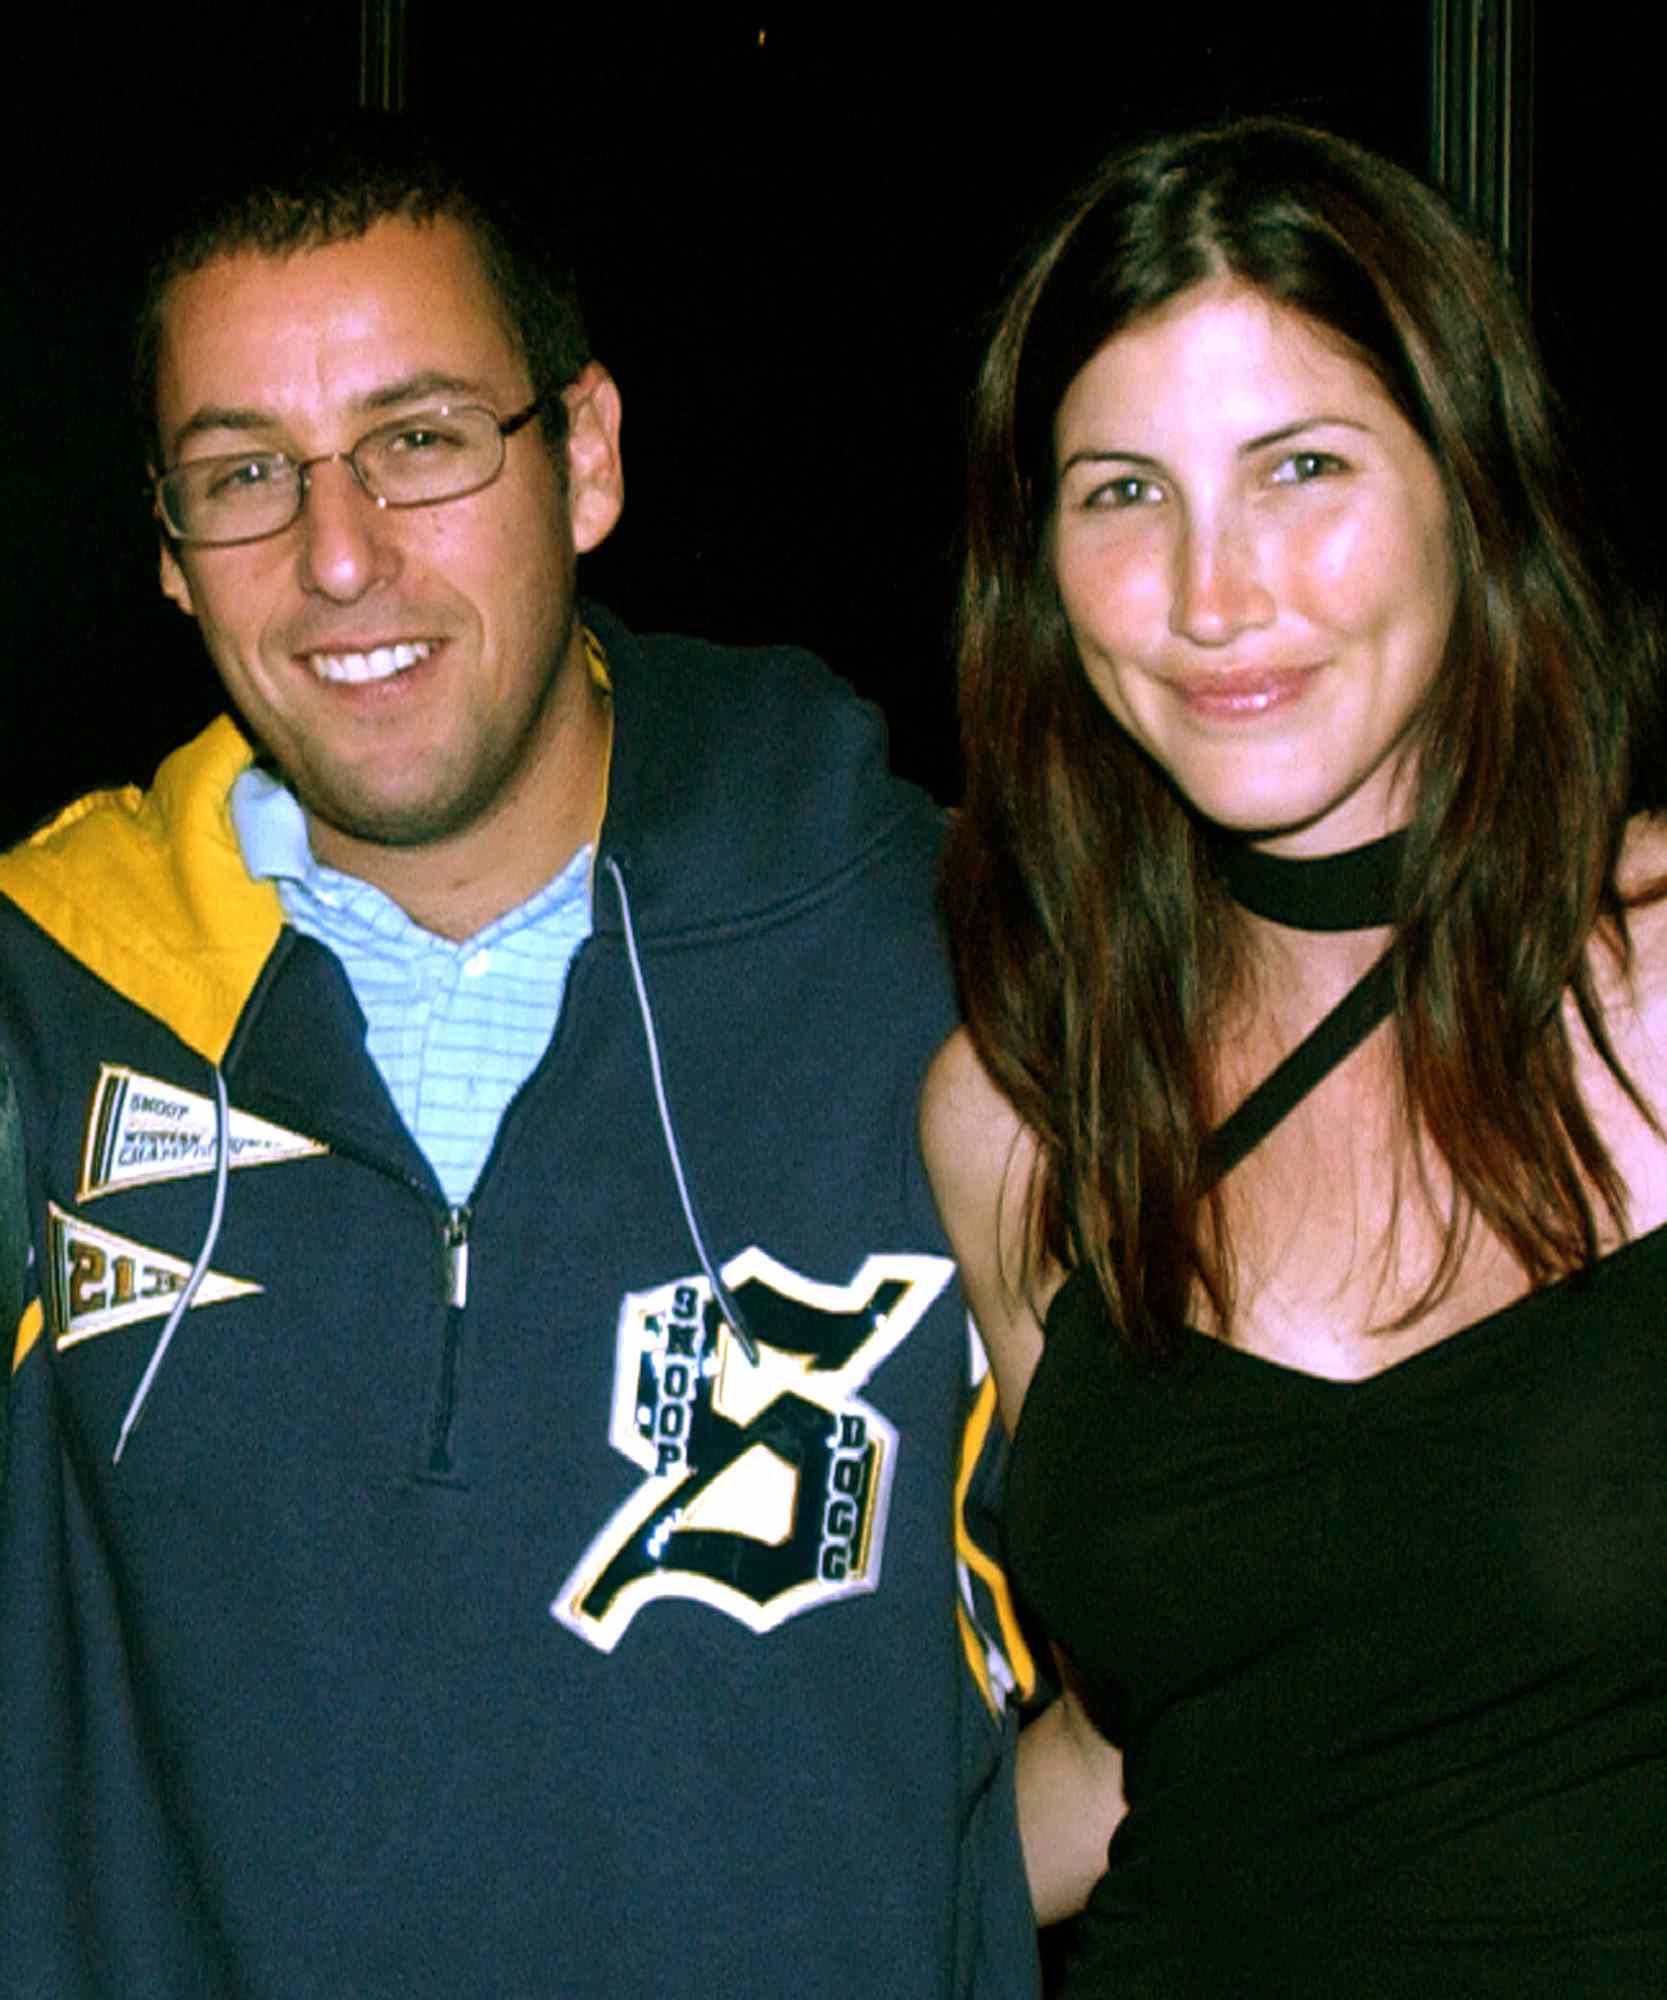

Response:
(112, 859), (758, 1462)
(604, 856), (758, 1365)
(114, 1062), (230, 1462)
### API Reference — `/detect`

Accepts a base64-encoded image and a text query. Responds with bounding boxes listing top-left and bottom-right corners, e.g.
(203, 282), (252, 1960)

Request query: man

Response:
(0, 125), (1034, 1997)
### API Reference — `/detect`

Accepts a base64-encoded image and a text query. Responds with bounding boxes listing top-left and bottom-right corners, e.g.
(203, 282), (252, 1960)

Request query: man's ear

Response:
(159, 536), (198, 619)
(561, 361), (624, 555)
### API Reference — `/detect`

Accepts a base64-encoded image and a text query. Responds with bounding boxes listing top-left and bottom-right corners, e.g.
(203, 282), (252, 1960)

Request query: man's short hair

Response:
(134, 114), (591, 474)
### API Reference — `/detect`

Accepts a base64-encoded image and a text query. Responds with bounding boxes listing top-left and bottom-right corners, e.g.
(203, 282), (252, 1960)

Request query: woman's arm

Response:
(1019, 1673), (1128, 1925)
(922, 1031), (1127, 1919)
(919, 1027), (1055, 1428)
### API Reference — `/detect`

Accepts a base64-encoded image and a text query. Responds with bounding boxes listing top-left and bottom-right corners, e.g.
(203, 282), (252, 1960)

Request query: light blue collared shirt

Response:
(230, 766), (593, 1207)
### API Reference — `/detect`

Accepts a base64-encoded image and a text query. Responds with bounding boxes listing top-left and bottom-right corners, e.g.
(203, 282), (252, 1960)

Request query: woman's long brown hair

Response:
(947, 119), (1663, 1353)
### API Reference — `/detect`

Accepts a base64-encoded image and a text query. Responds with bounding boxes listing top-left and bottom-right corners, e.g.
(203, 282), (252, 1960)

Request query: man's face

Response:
(155, 214), (621, 860)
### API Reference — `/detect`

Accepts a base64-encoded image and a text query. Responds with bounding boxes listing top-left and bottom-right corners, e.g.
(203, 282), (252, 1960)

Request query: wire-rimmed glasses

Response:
(154, 400), (544, 546)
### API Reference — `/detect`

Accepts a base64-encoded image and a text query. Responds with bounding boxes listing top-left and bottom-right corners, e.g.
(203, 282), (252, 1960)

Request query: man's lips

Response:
(301, 639), (435, 685)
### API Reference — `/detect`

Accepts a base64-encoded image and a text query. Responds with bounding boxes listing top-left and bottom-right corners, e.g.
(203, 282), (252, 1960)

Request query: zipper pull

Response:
(442, 1206), (471, 1309)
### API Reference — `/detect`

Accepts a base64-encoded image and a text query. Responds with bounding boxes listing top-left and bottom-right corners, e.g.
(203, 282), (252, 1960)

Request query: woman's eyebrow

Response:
(1058, 447), (1163, 474)
(1241, 415), (1372, 453)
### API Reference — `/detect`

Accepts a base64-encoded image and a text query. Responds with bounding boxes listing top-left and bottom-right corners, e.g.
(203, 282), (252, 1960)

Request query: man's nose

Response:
(295, 455), (399, 603)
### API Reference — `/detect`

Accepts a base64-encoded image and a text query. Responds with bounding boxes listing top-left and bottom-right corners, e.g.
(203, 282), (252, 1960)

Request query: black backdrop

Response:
(1, 8), (1652, 837)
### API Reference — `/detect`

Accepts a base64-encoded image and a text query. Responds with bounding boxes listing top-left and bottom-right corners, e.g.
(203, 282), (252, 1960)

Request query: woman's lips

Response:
(1172, 666), (1317, 719)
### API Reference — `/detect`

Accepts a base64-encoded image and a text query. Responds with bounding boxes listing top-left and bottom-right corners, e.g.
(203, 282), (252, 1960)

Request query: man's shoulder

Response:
(2, 716), (254, 871)
(588, 604), (945, 922)
(0, 717), (281, 1064)
(591, 604), (888, 760)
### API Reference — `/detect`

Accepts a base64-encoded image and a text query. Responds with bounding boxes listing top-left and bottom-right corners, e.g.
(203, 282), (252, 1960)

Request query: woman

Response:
(922, 118), (1667, 1993)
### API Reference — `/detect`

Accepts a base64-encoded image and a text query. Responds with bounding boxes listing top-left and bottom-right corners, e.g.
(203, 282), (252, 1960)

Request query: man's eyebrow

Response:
(170, 405), (280, 458)
(357, 370), (497, 412)
(167, 372), (502, 460)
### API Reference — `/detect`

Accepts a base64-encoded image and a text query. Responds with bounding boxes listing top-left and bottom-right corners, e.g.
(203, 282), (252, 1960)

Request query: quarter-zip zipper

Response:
(228, 936), (546, 1489)
(408, 942), (604, 1486)
(442, 1203), (471, 1309)
(426, 1204), (472, 1479)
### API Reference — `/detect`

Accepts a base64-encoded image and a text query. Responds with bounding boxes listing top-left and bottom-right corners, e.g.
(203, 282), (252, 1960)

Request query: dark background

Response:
(0, 9), (1654, 1986)
(0, 7), (1652, 839)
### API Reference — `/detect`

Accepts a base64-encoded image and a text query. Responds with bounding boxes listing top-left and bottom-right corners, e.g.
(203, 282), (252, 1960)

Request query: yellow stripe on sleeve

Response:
(955, 1367), (1039, 1710)
(12, 1296), (43, 1374)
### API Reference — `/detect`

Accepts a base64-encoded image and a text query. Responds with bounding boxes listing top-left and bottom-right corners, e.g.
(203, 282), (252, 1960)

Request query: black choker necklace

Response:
(1209, 827), (1406, 932)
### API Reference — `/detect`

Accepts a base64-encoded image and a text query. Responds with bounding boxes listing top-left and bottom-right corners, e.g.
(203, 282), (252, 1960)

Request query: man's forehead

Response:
(154, 213), (525, 443)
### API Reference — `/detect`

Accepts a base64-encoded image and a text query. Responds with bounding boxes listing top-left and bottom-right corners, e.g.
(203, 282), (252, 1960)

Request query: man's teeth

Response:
(309, 640), (432, 684)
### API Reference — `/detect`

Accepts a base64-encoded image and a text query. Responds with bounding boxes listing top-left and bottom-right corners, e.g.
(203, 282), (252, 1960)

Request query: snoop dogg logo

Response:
(552, 1247), (951, 1653)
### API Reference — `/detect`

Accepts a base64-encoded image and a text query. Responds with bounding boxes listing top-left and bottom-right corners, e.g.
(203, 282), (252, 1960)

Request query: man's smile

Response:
(304, 639), (434, 684)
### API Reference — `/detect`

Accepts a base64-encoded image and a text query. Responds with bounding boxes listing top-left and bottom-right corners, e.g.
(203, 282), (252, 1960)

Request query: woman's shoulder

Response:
(921, 1029), (1025, 1185)
(1609, 813), (1667, 1020)
(1618, 811), (1667, 906)
(1566, 814), (1667, 1236)
(920, 1029), (1060, 1424)
(919, 1029), (1037, 1286)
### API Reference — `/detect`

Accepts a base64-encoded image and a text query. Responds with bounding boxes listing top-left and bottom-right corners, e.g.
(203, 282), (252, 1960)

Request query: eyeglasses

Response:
(154, 400), (545, 546)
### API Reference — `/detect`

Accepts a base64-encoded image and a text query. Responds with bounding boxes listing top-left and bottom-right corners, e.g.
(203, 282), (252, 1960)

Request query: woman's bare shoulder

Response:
(1609, 814), (1667, 1023)
(920, 1029), (1031, 1210)
(920, 1029), (1060, 1424)
(1619, 811), (1667, 904)
(1567, 815), (1667, 1232)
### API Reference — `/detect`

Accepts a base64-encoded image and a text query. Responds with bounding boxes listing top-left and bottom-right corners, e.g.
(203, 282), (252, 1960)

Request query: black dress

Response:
(1006, 962), (1667, 1995)
(1007, 833), (1667, 1993)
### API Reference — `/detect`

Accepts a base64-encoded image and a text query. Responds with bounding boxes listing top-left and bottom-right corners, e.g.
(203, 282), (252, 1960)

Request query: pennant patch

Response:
(79, 1064), (326, 1202)
(553, 1247), (953, 1653)
(47, 1202), (262, 1349)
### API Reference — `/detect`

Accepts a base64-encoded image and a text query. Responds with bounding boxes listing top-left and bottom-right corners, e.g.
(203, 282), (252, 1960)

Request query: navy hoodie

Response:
(0, 606), (1036, 1999)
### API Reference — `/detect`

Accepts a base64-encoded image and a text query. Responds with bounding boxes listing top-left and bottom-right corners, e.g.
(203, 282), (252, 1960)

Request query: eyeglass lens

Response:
(160, 406), (510, 545)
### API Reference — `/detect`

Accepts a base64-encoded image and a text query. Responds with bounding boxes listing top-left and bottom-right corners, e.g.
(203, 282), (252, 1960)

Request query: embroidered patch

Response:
(47, 1202), (262, 1348)
(78, 1064), (326, 1202)
(553, 1247), (953, 1653)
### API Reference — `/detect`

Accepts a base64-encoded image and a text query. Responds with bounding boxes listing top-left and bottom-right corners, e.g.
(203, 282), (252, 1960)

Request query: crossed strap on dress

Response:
(1201, 951), (1396, 1189)
(1199, 826), (1404, 1189)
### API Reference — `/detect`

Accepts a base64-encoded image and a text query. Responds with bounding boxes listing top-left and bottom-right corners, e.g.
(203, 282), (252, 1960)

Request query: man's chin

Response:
(297, 772), (497, 857)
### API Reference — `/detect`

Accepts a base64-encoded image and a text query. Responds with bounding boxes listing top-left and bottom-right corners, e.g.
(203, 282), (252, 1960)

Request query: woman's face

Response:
(1050, 280), (1456, 856)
